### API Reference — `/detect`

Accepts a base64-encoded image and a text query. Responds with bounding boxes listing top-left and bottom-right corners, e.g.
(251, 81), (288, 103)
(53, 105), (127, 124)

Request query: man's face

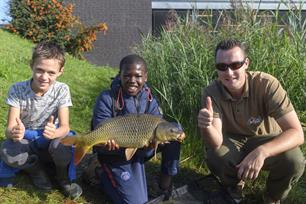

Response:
(215, 46), (249, 97)
(120, 63), (147, 96)
(31, 58), (63, 96)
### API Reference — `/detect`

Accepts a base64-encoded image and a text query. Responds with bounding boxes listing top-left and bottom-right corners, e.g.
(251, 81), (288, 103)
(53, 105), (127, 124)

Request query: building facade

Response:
(66, 0), (305, 67)
(152, 0), (306, 34)
(65, 0), (151, 67)
(152, 0), (306, 10)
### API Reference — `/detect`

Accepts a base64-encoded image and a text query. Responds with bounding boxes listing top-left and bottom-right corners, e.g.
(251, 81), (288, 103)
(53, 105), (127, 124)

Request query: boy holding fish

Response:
(91, 54), (183, 203)
(0, 41), (82, 199)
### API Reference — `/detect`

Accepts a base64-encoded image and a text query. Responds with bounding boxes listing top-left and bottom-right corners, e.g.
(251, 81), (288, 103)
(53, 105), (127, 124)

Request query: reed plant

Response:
(137, 2), (306, 201)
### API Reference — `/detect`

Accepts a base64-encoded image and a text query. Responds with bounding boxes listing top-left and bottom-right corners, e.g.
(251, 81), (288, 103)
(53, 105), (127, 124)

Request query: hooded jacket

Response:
(91, 76), (161, 162)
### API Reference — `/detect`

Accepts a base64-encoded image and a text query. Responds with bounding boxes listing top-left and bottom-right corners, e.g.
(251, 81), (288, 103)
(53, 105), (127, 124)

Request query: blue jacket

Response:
(92, 76), (161, 162)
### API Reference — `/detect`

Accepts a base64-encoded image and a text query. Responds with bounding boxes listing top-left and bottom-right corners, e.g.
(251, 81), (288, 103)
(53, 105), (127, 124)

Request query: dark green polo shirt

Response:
(202, 71), (294, 137)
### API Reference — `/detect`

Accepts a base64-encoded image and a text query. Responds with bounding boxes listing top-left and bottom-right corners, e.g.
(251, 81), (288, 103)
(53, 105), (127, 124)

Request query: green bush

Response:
(5, 0), (108, 59)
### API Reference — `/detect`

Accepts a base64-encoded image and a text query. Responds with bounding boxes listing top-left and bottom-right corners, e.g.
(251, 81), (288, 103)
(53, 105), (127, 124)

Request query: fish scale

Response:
(87, 114), (163, 147)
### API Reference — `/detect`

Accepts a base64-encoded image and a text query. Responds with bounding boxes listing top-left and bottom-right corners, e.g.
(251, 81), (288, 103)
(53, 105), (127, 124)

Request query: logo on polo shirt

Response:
(247, 116), (262, 126)
(121, 171), (131, 181)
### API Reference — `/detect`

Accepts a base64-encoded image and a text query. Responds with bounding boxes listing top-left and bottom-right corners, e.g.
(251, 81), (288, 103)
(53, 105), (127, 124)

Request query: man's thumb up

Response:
(206, 96), (213, 113)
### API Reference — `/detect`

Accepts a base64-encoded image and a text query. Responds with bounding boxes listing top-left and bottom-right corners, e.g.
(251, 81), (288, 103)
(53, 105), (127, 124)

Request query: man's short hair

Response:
(119, 54), (147, 73)
(31, 41), (65, 68)
(215, 39), (247, 58)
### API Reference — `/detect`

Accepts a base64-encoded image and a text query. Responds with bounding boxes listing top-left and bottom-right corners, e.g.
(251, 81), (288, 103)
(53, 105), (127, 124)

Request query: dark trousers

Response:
(0, 137), (72, 173)
(206, 134), (305, 200)
(98, 141), (181, 204)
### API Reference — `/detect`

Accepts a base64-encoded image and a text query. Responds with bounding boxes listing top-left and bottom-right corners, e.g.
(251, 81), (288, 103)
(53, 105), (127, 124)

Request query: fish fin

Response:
(125, 148), (138, 160)
(154, 142), (159, 160)
(60, 136), (77, 146)
(74, 145), (90, 165)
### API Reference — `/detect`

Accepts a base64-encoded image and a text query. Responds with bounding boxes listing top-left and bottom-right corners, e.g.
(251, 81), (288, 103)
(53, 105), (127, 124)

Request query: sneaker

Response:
(148, 184), (189, 204)
(161, 184), (174, 201)
(0, 177), (14, 187)
(226, 180), (245, 203)
(59, 181), (83, 200)
(21, 155), (52, 191)
(24, 165), (52, 191)
(149, 175), (173, 201)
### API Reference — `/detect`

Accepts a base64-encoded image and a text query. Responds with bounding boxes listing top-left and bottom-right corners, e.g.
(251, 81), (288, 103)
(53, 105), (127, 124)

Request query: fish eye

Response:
(170, 128), (178, 133)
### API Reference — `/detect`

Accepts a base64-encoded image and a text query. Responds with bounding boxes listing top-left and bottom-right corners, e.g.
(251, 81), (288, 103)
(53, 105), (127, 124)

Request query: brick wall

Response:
(65, 0), (152, 68)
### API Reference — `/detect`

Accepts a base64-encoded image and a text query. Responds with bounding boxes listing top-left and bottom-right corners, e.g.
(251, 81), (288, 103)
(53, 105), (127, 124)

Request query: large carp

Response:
(61, 114), (185, 165)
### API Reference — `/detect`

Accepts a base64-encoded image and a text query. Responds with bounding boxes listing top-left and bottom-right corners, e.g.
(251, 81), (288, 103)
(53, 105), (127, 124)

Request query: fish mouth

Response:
(177, 132), (186, 142)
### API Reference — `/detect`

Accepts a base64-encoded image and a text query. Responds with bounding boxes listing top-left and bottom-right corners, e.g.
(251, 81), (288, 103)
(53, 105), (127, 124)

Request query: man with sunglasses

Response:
(198, 39), (305, 204)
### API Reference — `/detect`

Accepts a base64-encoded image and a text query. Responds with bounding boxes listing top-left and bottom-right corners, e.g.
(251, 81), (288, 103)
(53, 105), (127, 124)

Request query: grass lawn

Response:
(0, 29), (117, 203)
(0, 29), (305, 203)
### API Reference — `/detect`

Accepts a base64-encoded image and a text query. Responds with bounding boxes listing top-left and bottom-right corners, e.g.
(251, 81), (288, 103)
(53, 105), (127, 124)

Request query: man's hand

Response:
(105, 139), (120, 151)
(198, 96), (214, 129)
(43, 116), (56, 139)
(236, 146), (268, 180)
(10, 118), (25, 142)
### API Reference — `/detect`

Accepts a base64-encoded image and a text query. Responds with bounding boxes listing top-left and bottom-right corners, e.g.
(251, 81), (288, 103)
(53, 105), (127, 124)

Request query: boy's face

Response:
(120, 63), (147, 96)
(31, 58), (63, 96)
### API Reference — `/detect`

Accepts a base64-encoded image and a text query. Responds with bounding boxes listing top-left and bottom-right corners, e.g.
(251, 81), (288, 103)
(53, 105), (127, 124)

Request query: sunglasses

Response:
(215, 58), (246, 71)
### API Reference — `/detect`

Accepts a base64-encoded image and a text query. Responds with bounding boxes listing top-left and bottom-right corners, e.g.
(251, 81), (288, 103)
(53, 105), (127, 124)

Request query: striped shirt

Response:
(6, 79), (72, 129)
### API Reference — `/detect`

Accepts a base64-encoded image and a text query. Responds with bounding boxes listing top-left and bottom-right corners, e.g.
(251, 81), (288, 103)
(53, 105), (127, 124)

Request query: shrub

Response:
(5, 0), (108, 59)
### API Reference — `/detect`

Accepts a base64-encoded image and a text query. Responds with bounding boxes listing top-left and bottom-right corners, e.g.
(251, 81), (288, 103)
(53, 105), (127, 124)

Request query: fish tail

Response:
(60, 136), (77, 146)
(74, 145), (90, 165)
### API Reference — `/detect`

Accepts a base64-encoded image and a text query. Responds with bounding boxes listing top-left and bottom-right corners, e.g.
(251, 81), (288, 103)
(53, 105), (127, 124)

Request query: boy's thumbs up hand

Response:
(16, 117), (23, 126)
(198, 96), (214, 129)
(48, 115), (54, 124)
(43, 115), (56, 139)
(11, 118), (25, 141)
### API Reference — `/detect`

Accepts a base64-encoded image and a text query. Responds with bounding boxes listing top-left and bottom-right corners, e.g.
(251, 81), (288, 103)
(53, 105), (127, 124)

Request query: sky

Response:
(0, 0), (11, 24)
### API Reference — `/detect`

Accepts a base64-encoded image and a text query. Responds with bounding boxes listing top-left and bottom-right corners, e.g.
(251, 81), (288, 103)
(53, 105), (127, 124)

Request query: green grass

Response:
(0, 29), (117, 135)
(0, 29), (117, 203)
(0, 3), (306, 202)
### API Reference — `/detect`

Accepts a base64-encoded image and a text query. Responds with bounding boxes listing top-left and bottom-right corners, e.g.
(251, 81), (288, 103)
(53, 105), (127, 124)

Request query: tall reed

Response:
(136, 2), (306, 166)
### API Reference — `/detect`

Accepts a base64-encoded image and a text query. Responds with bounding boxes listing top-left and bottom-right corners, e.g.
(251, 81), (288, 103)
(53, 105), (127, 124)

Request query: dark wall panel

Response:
(65, 0), (152, 68)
